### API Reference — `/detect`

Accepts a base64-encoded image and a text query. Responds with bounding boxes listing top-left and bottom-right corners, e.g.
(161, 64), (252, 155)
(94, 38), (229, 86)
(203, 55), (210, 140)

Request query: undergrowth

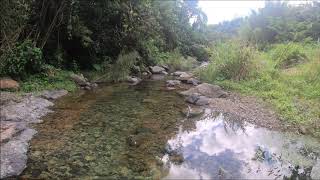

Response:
(198, 42), (320, 136)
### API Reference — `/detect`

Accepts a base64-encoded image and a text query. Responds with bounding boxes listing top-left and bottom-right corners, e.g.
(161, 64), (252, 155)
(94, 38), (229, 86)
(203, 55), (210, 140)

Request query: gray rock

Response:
(40, 90), (68, 100)
(70, 73), (87, 86)
(178, 72), (192, 80)
(161, 64), (169, 71)
(0, 92), (23, 106)
(161, 71), (168, 75)
(127, 76), (142, 85)
(1, 96), (54, 123)
(179, 83), (227, 98)
(142, 72), (148, 76)
(149, 66), (166, 74)
(195, 96), (210, 106)
(311, 159), (320, 179)
(185, 93), (201, 104)
(0, 122), (27, 143)
(0, 128), (37, 179)
(172, 71), (186, 76)
(166, 80), (181, 87)
(186, 78), (201, 86)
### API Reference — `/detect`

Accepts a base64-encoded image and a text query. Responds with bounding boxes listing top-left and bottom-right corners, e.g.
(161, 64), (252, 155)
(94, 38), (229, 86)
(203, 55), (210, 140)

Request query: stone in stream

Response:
(179, 83), (227, 98)
(181, 106), (204, 118)
(195, 96), (210, 106)
(172, 71), (186, 76)
(186, 78), (201, 86)
(0, 78), (19, 90)
(185, 93), (201, 104)
(149, 66), (166, 74)
(126, 76), (142, 85)
(166, 80), (181, 87)
(40, 90), (68, 100)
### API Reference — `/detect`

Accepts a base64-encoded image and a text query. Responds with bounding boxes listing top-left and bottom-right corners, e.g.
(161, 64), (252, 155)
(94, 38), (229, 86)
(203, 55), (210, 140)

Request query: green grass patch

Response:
(20, 70), (77, 92)
(199, 42), (320, 135)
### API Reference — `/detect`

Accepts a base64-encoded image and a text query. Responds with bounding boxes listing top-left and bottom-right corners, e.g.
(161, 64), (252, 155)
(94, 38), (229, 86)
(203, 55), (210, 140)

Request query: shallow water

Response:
(21, 80), (320, 179)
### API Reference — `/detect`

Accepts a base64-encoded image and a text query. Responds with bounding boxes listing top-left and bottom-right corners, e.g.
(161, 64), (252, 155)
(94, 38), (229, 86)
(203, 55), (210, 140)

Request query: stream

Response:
(20, 80), (320, 179)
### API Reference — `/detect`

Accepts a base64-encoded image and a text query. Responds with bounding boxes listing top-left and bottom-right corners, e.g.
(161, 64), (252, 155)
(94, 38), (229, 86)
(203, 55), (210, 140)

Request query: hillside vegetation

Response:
(197, 1), (320, 136)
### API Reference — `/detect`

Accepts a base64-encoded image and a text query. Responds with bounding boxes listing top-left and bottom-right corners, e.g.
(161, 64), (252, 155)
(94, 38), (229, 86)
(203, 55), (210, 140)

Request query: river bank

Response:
(0, 65), (318, 178)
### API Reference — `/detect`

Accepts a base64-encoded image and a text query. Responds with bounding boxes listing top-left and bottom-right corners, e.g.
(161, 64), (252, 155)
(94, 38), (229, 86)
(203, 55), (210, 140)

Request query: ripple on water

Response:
(162, 109), (320, 179)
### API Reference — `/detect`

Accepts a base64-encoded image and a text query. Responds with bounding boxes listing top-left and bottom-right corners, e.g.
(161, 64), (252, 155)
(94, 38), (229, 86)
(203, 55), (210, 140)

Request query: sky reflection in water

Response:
(162, 110), (320, 179)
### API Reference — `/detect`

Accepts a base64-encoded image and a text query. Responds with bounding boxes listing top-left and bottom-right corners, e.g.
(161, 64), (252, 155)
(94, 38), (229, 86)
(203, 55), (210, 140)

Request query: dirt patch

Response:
(208, 92), (291, 131)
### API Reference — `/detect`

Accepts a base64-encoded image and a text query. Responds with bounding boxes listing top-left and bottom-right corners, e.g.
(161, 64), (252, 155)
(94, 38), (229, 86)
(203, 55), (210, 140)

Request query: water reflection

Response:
(162, 110), (320, 179)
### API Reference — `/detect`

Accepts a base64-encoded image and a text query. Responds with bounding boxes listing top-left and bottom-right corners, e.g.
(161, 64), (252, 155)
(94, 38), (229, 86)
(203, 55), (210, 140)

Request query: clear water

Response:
(20, 80), (320, 179)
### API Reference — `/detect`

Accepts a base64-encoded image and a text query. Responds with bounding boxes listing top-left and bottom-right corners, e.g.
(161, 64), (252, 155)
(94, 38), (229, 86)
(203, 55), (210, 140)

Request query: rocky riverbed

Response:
(1, 66), (319, 179)
(0, 90), (68, 178)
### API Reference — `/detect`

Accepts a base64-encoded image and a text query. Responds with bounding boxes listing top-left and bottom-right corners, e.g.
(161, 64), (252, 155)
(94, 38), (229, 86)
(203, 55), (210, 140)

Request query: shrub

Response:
(270, 43), (307, 68)
(198, 41), (258, 82)
(0, 40), (44, 78)
(155, 49), (197, 71)
(20, 70), (77, 92)
(110, 51), (140, 82)
(189, 44), (210, 62)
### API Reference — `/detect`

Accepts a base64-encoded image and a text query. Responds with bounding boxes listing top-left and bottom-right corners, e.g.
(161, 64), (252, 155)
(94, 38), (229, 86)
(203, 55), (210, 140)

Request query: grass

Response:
(20, 70), (77, 93)
(198, 42), (320, 136)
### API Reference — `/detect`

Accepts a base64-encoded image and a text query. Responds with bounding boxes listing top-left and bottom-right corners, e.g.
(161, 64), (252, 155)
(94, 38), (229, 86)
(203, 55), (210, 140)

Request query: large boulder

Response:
(179, 83), (227, 98)
(149, 66), (166, 74)
(0, 128), (36, 179)
(0, 78), (19, 90)
(1, 96), (54, 123)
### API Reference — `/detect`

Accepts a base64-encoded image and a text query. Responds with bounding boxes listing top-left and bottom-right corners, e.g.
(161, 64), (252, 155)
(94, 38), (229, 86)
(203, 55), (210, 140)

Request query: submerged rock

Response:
(40, 90), (68, 100)
(179, 83), (227, 98)
(0, 128), (37, 179)
(0, 78), (19, 90)
(181, 106), (204, 118)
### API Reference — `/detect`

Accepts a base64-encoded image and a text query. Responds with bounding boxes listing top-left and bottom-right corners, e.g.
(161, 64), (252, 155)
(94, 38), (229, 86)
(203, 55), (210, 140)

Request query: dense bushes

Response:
(0, 0), (208, 79)
(198, 41), (258, 82)
(0, 40), (44, 78)
(270, 43), (307, 68)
